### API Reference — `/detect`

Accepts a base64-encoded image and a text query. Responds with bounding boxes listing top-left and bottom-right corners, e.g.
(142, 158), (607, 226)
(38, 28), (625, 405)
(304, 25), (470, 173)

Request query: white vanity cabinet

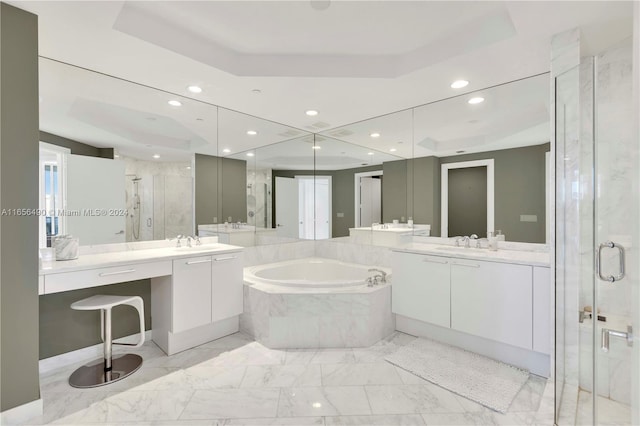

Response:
(172, 256), (213, 333)
(212, 252), (244, 322)
(450, 258), (532, 350)
(392, 251), (450, 328)
(151, 249), (244, 355)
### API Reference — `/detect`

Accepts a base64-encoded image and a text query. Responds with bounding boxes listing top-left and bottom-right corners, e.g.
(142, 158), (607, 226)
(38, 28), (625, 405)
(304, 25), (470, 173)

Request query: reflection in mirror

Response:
(413, 73), (550, 243)
(312, 135), (407, 240)
(321, 73), (550, 244)
(195, 107), (312, 246)
(39, 58), (217, 246)
(318, 110), (434, 245)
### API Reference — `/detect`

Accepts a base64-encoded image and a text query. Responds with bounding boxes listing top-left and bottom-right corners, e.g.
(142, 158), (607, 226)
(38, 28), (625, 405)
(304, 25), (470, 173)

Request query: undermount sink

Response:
(435, 246), (487, 252)
(173, 244), (221, 252)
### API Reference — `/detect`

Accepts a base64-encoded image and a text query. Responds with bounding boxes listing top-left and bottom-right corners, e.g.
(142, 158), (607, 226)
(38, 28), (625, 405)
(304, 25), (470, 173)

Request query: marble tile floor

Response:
(573, 390), (631, 426)
(25, 332), (554, 426)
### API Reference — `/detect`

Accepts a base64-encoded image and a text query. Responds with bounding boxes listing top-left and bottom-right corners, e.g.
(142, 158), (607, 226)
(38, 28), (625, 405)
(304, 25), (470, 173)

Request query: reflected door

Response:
(66, 154), (126, 245)
(360, 176), (381, 227)
(275, 177), (298, 239)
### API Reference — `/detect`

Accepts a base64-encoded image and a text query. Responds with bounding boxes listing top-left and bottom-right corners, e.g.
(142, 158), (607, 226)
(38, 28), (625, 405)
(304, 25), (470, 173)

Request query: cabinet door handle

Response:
(214, 256), (237, 262)
(185, 259), (212, 265)
(452, 262), (480, 268)
(422, 258), (448, 264)
(99, 269), (136, 277)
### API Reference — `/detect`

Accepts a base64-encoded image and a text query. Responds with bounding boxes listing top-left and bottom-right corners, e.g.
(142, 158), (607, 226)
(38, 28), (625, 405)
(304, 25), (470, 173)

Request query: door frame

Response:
(354, 170), (383, 228)
(441, 159), (494, 238)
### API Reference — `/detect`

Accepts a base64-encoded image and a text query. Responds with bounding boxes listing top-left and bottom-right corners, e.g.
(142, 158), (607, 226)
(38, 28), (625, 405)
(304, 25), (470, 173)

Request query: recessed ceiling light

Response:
(252, 89), (262, 94)
(168, 100), (182, 107)
(187, 85), (202, 93)
(186, 166), (191, 170)
(247, 152), (255, 157)
(367, 152), (374, 156)
(114, 154), (120, 158)
(246, 130), (258, 136)
(152, 154), (160, 159)
(370, 132), (380, 138)
(451, 80), (469, 89)
(312, 402), (323, 408)
(389, 148), (397, 152)
(468, 97), (484, 104)
(306, 110), (319, 116)
(222, 148), (231, 154)
(312, 146), (321, 150)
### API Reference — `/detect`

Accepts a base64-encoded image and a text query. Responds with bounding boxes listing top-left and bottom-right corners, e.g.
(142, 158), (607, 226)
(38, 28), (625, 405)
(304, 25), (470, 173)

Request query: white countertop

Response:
(40, 243), (243, 275)
(392, 242), (550, 267)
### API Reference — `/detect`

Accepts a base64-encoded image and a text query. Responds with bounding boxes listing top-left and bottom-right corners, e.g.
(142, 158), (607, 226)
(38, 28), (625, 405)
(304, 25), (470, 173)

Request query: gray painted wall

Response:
(221, 157), (248, 223)
(39, 281), (151, 359)
(40, 131), (114, 159)
(409, 156), (440, 233)
(195, 154), (247, 227)
(382, 160), (410, 223)
(195, 154), (220, 227)
(440, 143), (550, 243)
(0, 3), (41, 411)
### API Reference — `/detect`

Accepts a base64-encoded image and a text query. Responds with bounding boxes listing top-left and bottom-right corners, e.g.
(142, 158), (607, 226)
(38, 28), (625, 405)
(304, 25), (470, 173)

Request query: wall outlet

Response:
(520, 214), (538, 222)
(336, 212), (344, 218)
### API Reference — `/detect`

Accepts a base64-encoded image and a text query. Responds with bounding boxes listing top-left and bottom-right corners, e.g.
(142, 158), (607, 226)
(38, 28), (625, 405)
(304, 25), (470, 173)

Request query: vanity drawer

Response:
(44, 260), (172, 294)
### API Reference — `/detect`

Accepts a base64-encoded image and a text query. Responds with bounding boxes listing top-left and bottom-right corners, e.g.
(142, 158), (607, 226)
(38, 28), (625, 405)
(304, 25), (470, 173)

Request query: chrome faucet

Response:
(368, 269), (387, 283)
(171, 234), (184, 247)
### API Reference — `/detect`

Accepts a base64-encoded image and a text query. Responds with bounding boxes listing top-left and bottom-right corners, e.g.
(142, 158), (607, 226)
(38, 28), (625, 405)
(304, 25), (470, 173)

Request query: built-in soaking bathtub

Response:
(240, 257), (395, 348)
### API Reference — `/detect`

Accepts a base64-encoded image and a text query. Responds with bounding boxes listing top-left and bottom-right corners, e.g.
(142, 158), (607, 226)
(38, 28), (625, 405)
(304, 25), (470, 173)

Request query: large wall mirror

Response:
(320, 72), (550, 244)
(39, 57), (217, 247)
(39, 57), (549, 249)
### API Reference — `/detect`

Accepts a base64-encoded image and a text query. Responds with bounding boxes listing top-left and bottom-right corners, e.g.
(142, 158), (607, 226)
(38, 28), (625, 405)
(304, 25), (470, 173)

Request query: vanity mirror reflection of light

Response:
(413, 72), (551, 243)
(39, 57), (218, 247)
(312, 135), (406, 240)
(195, 107), (313, 246)
(317, 109), (423, 243)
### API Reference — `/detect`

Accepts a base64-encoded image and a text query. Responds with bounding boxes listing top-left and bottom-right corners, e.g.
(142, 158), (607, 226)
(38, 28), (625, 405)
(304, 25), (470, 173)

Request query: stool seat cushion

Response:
(71, 295), (142, 311)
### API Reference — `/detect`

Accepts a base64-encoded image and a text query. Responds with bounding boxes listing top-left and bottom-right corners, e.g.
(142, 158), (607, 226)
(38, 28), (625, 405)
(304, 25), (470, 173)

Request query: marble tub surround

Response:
(315, 238), (393, 268)
(243, 240), (316, 267)
(241, 276), (394, 348)
(28, 331), (553, 425)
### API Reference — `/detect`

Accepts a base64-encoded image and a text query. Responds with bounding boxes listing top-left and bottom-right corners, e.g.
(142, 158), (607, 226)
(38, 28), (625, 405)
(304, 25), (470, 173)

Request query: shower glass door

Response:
(555, 38), (638, 425)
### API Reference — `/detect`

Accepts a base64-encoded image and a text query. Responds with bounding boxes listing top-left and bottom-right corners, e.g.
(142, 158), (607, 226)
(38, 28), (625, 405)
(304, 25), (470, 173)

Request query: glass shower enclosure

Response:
(555, 38), (638, 425)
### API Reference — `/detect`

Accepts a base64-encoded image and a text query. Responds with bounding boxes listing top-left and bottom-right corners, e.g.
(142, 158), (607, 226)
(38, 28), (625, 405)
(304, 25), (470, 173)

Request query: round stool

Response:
(69, 295), (145, 388)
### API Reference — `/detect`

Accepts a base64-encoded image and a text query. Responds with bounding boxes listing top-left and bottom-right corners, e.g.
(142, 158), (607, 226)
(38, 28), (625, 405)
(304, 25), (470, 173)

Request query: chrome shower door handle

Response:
(596, 241), (626, 282)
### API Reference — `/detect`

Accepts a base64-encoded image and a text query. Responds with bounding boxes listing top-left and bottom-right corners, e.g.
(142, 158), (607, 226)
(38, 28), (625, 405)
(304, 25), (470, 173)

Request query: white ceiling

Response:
(22, 0), (634, 161)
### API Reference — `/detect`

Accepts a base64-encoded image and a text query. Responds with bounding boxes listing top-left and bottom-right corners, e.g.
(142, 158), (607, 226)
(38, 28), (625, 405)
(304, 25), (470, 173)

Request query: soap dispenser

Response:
(488, 231), (498, 251)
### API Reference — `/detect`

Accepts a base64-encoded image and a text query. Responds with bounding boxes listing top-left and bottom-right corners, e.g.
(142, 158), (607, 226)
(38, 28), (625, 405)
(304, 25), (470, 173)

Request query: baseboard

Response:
(39, 330), (153, 375)
(396, 315), (551, 377)
(163, 316), (239, 355)
(0, 397), (43, 426)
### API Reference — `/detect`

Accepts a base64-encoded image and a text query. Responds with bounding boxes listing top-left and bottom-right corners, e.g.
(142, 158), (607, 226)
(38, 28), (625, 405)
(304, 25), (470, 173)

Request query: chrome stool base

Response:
(69, 353), (143, 388)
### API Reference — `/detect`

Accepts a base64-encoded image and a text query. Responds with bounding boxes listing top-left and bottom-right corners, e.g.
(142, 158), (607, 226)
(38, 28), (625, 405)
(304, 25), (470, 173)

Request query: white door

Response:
(66, 155), (126, 245)
(314, 176), (332, 240)
(275, 177), (298, 239)
(360, 176), (381, 227)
